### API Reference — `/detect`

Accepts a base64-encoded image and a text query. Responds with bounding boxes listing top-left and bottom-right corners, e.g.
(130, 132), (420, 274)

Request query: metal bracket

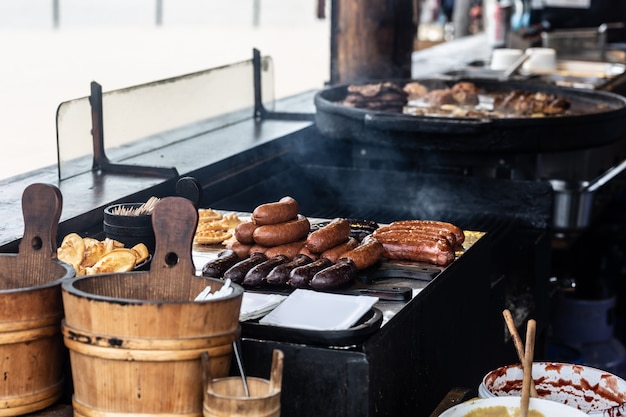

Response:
(90, 81), (179, 178)
(252, 48), (315, 122)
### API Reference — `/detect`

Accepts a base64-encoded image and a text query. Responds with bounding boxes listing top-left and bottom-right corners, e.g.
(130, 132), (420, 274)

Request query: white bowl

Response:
(522, 47), (557, 72)
(479, 362), (626, 416)
(490, 48), (523, 70)
(439, 396), (588, 417)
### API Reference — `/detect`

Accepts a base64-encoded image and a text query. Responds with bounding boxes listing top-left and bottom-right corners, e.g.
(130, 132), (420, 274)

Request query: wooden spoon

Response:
(520, 319), (536, 417)
(503, 309), (538, 398)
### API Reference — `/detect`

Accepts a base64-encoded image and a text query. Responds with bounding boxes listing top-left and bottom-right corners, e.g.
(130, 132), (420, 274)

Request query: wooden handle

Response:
(175, 176), (203, 209)
(503, 309), (538, 398)
(269, 349), (284, 394)
(520, 319), (536, 417)
(149, 197), (198, 295)
(18, 183), (63, 275)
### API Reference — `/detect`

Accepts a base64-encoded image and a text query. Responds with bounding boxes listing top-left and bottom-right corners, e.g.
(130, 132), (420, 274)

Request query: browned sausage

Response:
(264, 239), (307, 259)
(376, 234), (455, 266)
(298, 245), (320, 261)
(306, 218), (351, 253)
(320, 237), (359, 263)
(252, 214), (311, 247)
(234, 221), (257, 245)
(249, 244), (270, 255)
(338, 236), (384, 270)
(266, 254), (313, 285)
(373, 226), (457, 247)
(310, 259), (358, 290)
(226, 240), (252, 259)
(388, 220), (465, 245)
(252, 196), (299, 226)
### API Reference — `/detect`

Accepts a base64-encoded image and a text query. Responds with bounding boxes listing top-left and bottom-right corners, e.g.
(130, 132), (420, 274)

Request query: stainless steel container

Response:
(550, 158), (626, 230)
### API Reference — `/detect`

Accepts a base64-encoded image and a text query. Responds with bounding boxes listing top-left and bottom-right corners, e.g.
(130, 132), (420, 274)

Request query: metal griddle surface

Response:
(192, 212), (487, 346)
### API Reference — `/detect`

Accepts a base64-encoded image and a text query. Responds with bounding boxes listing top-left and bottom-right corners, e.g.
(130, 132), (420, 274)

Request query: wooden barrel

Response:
(203, 350), (284, 417)
(0, 184), (75, 416)
(62, 197), (243, 417)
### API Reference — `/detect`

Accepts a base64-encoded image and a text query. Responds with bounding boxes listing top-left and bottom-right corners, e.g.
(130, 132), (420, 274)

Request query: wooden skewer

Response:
(112, 196), (160, 216)
(520, 319), (536, 417)
(502, 309), (538, 398)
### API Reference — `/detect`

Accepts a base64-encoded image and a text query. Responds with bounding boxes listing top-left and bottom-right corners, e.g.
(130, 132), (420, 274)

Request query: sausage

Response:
(264, 239), (307, 259)
(242, 255), (289, 287)
(310, 259), (358, 290)
(287, 258), (332, 288)
(374, 224), (458, 247)
(306, 218), (351, 253)
(249, 244), (270, 255)
(298, 245), (320, 261)
(338, 236), (384, 270)
(201, 249), (240, 278)
(252, 196), (299, 226)
(320, 237), (359, 263)
(234, 221), (258, 245)
(266, 254), (313, 285)
(373, 226), (457, 247)
(388, 220), (465, 245)
(223, 252), (268, 284)
(252, 214), (311, 247)
(376, 235), (455, 266)
(226, 241), (252, 259)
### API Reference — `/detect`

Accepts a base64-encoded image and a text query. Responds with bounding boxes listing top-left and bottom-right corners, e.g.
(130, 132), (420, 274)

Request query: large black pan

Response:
(314, 78), (626, 153)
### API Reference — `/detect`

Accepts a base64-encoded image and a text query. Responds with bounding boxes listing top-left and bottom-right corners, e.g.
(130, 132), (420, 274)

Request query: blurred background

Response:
(0, 0), (331, 180)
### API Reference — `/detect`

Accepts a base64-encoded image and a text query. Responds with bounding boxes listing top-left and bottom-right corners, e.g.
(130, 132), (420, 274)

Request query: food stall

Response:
(1, 1), (626, 416)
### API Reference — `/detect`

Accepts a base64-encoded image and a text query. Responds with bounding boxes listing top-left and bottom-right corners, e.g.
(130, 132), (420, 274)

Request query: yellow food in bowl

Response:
(465, 406), (545, 417)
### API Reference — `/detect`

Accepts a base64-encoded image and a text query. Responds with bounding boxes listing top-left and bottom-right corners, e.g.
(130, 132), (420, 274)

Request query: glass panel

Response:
(56, 55), (275, 180)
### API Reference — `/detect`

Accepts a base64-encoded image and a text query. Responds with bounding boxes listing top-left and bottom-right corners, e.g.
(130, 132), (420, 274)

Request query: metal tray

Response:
(241, 307), (383, 347)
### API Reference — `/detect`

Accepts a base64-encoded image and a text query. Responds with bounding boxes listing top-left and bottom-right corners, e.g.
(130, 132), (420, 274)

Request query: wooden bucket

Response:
(61, 197), (243, 417)
(0, 183), (75, 416)
(203, 349), (284, 417)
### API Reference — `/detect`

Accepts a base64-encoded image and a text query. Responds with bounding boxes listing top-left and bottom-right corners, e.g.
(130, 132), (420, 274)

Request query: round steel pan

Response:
(314, 78), (626, 153)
